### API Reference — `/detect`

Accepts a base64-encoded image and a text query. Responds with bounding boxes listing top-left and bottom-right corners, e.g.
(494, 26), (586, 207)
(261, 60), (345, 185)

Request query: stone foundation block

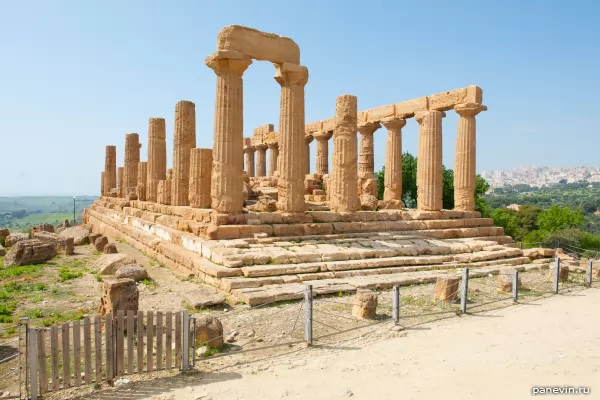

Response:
(433, 277), (459, 302)
(352, 291), (378, 319)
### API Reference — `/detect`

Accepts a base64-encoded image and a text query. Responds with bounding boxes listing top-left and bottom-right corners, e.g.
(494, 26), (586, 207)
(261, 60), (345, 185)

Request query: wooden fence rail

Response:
(27, 310), (190, 399)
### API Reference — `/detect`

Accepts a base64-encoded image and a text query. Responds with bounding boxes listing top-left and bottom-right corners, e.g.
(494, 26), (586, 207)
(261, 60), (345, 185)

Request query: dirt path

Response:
(123, 288), (600, 400)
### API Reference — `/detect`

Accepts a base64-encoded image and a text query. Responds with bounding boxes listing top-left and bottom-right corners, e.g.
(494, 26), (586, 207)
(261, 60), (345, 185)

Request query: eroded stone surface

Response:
(98, 278), (139, 317)
(5, 239), (56, 266)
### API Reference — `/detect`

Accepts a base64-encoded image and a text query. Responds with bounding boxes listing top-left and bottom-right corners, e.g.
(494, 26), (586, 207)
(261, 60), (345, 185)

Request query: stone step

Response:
(231, 262), (547, 306)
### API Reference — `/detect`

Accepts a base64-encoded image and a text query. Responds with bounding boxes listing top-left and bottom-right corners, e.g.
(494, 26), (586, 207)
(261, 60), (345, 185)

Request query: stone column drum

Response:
(206, 51), (252, 213)
(275, 63), (309, 212)
(147, 118), (167, 202)
(123, 133), (141, 197)
(268, 143), (279, 176)
(382, 118), (407, 203)
(117, 167), (124, 198)
(137, 162), (147, 201)
(189, 148), (213, 208)
(416, 111), (445, 211)
(313, 131), (332, 175)
(304, 135), (314, 175)
(454, 103), (486, 211)
(243, 140), (256, 177)
(172, 100), (197, 206)
(357, 122), (380, 197)
(255, 144), (268, 177)
(100, 171), (105, 196)
(330, 95), (360, 212)
(157, 179), (171, 205)
(104, 145), (117, 196)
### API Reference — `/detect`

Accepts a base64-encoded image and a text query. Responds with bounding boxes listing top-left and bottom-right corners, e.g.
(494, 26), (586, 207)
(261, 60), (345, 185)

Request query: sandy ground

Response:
(116, 288), (600, 400)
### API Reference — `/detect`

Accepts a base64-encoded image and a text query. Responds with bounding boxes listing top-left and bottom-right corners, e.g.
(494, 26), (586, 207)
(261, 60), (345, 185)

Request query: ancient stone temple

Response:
(86, 25), (527, 306)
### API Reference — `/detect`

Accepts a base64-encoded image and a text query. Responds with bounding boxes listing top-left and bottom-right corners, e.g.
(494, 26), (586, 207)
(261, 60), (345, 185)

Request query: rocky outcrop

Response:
(4, 239), (56, 266)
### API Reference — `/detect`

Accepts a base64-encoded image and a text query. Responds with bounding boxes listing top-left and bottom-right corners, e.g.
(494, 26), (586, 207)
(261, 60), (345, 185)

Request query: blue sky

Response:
(1, 0), (598, 196)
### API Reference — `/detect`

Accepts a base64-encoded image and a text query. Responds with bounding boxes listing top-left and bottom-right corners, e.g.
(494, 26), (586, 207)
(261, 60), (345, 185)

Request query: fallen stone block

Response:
(95, 253), (138, 275)
(193, 314), (224, 347)
(59, 225), (91, 245)
(5, 233), (29, 247)
(352, 290), (378, 319)
(115, 264), (148, 281)
(98, 278), (139, 318)
(433, 277), (459, 302)
(4, 239), (56, 266)
(32, 231), (74, 255)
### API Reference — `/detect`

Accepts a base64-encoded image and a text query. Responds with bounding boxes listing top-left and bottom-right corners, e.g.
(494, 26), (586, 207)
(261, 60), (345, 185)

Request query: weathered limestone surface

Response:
(433, 277), (459, 302)
(454, 103), (486, 211)
(157, 179), (172, 205)
(32, 231), (74, 255)
(31, 224), (54, 235)
(382, 118), (406, 203)
(59, 225), (91, 245)
(189, 148), (213, 208)
(147, 118), (167, 202)
(117, 167), (124, 198)
(5, 239), (56, 266)
(352, 291), (378, 319)
(104, 145), (117, 196)
(98, 278), (139, 318)
(243, 138), (256, 177)
(101, 171), (105, 196)
(137, 162), (148, 201)
(5, 233), (28, 247)
(497, 268), (521, 291)
(304, 135), (313, 175)
(275, 63), (309, 212)
(357, 122), (380, 183)
(330, 95), (359, 212)
(194, 314), (224, 347)
(207, 51), (252, 213)
(313, 131), (332, 175)
(416, 111), (444, 211)
(95, 253), (137, 275)
(172, 101), (197, 206)
(268, 142), (279, 176)
(123, 133), (141, 197)
(115, 264), (149, 281)
(255, 143), (268, 177)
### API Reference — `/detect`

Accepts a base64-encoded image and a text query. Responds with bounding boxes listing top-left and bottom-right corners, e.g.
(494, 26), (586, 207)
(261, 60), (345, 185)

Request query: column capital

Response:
(313, 131), (333, 141)
(206, 50), (252, 77)
(381, 117), (407, 131)
(274, 63), (309, 87)
(267, 142), (278, 150)
(415, 110), (446, 124)
(357, 121), (381, 136)
(255, 143), (268, 150)
(243, 146), (255, 154)
(454, 103), (487, 117)
(304, 134), (314, 144)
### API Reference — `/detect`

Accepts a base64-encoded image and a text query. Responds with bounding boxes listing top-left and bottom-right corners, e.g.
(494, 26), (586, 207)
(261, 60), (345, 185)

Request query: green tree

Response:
(402, 152), (418, 207)
(474, 175), (491, 216)
(491, 208), (520, 239)
(537, 206), (584, 233)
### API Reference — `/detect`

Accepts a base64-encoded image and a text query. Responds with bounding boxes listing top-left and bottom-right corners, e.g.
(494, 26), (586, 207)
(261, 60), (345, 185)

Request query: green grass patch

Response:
(0, 263), (45, 280)
(41, 309), (89, 327)
(0, 302), (17, 323)
(3, 282), (46, 293)
(58, 268), (83, 281)
(94, 273), (103, 282)
(200, 345), (223, 358)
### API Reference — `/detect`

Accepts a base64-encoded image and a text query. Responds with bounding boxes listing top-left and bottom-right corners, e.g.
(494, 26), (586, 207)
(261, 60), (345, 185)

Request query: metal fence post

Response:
(28, 328), (38, 400)
(190, 316), (196, 368)
(554, 257), (560, 294)
(20, 317), (29, 400)
(304, 285), (313, 345)
(460, 268), (469, 314)
(512, 271), (519, 302)
(586, 260), (593, 287)
(182, 310), (190, 370)
(392, 285), (400, 324)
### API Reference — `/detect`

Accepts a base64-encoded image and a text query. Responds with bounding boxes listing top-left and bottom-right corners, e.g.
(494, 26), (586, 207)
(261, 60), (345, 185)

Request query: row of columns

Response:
(243, 142), (280, 178)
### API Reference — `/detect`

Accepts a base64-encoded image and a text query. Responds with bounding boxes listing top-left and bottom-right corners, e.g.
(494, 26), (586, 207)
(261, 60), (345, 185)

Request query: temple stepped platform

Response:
(85, 198), (529, 305)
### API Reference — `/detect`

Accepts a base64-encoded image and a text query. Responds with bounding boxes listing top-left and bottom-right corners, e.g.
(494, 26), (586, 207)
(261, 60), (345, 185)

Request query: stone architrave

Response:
(117, 167), (124, 198)
(454, 103), (487, 211)
(330, 94), (359, 212)
(172, 101), (197, 206)
(416, 110), (445, 211)
(123, 133), (141, 197)
(137, 162), (147, 201)
(206, 51), (252, 213)
(104, 145), (117, 196)
(243, 138), (256, 177)
(357, 122), (380, 197)
(304, 135), (314, 175)
(313, 131), (332, 175)
(189, 148), (213, 208)
(147, 118), (167, 202)
(255, 143), (268, 177)
(268, 142), (279, 176)
(382, 118), (407, 202)
(275, 63), (309, 212)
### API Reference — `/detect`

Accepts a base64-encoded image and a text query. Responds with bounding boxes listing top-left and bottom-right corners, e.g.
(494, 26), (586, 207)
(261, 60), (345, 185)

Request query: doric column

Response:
(104, 145), (117, 196)
(172, 100), (197, 206)
(330, 94), (359, 212)
(274, 63), (309, 212)
(243, 138), (256, 177)
(206, 51), (252, 213)
(117, 167), (124, 197)
(357, 122), (381, 197)
(454, 103), (487, 211)
(157, 179), (171, 205)
(137, 162), (147, 201)
(416, 110), (445, 211)
(313, 131), (332, 175)
(267, 142), (279, 176)
(304, 135), (314, 175)
(123, 133), (141, 197)
(101, 171), (105, 196)
(147, 117), (167, 202)
(255, 144), (268, 177)
(382, 118), (406, 202)
(189, 148), (213, 208)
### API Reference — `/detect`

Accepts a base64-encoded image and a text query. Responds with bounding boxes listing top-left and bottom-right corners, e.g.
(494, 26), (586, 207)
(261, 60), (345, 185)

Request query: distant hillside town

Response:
(480, 166), (600, 188)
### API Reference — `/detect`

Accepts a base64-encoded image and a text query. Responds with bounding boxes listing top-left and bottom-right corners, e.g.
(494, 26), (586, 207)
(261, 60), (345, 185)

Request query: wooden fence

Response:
(27, 309), (191, 399)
